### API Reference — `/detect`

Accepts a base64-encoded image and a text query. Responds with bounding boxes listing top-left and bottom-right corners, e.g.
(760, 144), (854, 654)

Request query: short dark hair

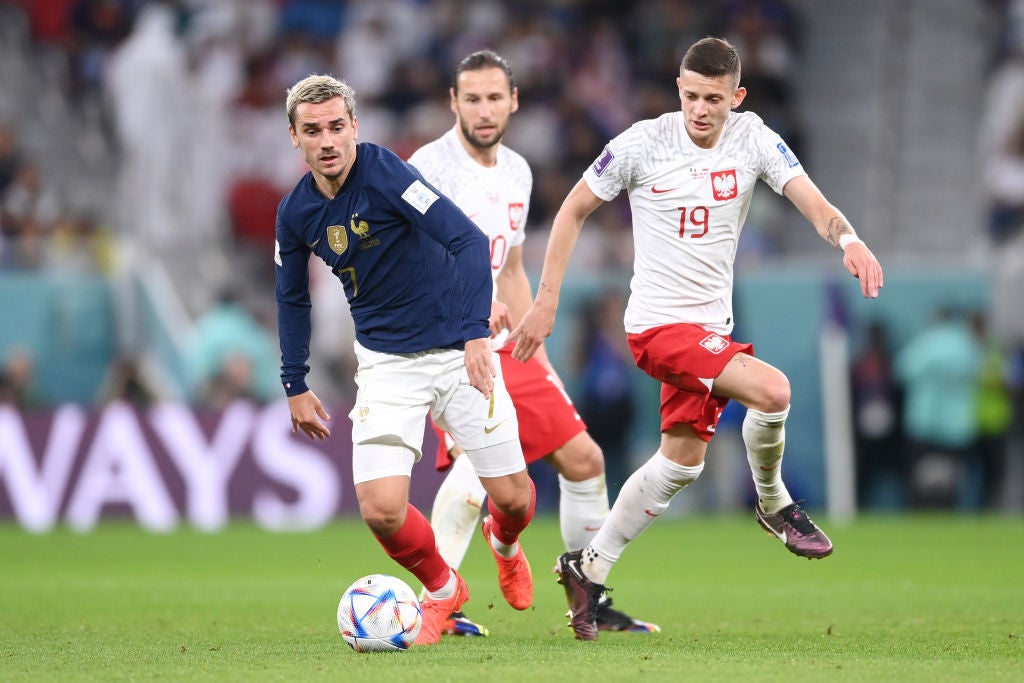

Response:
(452, 50), (516, 93)
(680, 37), (741, 85)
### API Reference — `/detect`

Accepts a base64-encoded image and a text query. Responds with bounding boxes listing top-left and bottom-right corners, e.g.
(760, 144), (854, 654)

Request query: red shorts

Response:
(434, 343), (586, 471)
(627, 323), (753, 442)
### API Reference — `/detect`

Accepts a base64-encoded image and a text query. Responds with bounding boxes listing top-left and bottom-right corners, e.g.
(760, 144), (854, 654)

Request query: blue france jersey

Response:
(275, 143), (492, 395)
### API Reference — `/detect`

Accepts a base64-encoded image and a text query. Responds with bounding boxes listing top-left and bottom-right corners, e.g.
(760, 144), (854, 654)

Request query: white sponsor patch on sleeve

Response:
(274, 239), (282, 266)
(401, 179), (440, 214)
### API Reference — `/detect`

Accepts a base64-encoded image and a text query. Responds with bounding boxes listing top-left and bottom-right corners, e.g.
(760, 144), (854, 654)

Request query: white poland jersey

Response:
(584, 110), (806, 336)
(408, 127), (532, 299)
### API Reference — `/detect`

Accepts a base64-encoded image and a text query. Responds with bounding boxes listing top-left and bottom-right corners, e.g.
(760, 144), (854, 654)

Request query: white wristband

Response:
(839, 234), (864, 250)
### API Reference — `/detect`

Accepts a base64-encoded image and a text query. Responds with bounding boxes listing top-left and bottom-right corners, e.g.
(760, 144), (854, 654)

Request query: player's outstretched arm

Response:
(511, 180), (604, 361)
(784, 176), (884, 298)
(288, 390), (332, 440)
(497, 245), (552, 372)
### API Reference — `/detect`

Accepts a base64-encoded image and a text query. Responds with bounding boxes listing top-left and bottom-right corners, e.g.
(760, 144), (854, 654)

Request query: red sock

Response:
(373, 504), (451, 592)
(486, 477), (536, 545)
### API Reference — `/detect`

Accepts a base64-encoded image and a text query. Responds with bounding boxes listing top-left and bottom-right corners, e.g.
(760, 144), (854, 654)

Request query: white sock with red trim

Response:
(582, 451), (703, 584)
(743, 407), (794, 514)
(558, 474), (610, 551)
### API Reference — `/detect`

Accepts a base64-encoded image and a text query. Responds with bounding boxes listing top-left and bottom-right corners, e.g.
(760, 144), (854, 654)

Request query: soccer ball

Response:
(337, 574), (422, 652)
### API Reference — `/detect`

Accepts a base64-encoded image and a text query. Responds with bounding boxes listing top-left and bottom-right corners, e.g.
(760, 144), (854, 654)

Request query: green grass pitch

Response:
(1, 514), (1021, 682)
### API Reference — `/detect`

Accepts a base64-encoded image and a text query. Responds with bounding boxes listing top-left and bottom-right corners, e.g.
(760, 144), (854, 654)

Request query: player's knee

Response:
(489, 480), (532, 518)
(504, 499), (532, 520)
(753, 371), (790, 414)
(496, 490), (532, 519)
(551, 433), (605, 481)
(358, 501), (405, 536)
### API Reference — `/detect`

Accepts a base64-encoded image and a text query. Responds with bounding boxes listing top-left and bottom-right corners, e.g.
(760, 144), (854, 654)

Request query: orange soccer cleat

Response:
(413, 572), (469, 646)
(481, 515), (533, 610)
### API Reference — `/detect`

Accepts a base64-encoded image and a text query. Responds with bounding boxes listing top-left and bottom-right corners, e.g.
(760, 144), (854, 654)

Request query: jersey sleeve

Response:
(406, 145), (452, 195)
(582, 123), (646, 201)
(376, 151), (492, 342)
(274, 201), (313, 397)
(752, 121), (807, 195)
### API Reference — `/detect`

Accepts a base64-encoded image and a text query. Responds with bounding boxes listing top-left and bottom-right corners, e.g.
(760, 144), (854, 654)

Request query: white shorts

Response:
(349, 341), (525, 483)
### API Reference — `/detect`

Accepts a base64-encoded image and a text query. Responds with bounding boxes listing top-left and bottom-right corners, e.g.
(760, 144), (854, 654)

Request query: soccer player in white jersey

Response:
(511, 37), (884, 640)
(408, 50), (657, 636)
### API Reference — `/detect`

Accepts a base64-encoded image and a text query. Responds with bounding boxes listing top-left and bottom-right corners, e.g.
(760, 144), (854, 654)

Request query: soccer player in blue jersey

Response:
(274, 74), (536, 646)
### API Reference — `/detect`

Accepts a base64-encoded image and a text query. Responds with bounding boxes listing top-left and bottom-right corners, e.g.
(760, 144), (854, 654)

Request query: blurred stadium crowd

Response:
(1, 0), (1023, 512)
(0, 0), (805, 400)
(0, 0), (804, 273)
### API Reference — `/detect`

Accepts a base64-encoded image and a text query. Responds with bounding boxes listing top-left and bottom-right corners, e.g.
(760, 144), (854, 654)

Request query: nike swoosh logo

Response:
(584, 525), (602, 532)
(643, 509), (660, 517)
(762, 522), (787, 543)
(484, 419), (507, 434)
(651, 186), (676, 194)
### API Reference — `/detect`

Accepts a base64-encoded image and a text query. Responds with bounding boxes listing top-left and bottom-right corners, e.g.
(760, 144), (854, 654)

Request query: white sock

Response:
(488, 533), (519, 559)
(558, 474), (610, 551)
(582, 451), (703, 584)
(425, 568), (457, 600)
(743, 407), (794, 514)
(429, 455), (486, 568)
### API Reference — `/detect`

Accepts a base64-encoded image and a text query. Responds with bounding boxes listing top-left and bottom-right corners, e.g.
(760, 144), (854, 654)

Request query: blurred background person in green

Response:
(896, 308), (982, 509)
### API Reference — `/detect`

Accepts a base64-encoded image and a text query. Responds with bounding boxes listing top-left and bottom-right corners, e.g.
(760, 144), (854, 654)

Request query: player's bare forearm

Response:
(782, 175), (882, 298)
(495, 261), (556, 370)
(538, 180), (603, 301)
(497, 256), (552, 361)
(510, 181), (601, 361)
(823, 215), (855, 249)
(496, 246), (534, 330)
(784, 176), (851, 246)
(509, 271), (563, 362)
